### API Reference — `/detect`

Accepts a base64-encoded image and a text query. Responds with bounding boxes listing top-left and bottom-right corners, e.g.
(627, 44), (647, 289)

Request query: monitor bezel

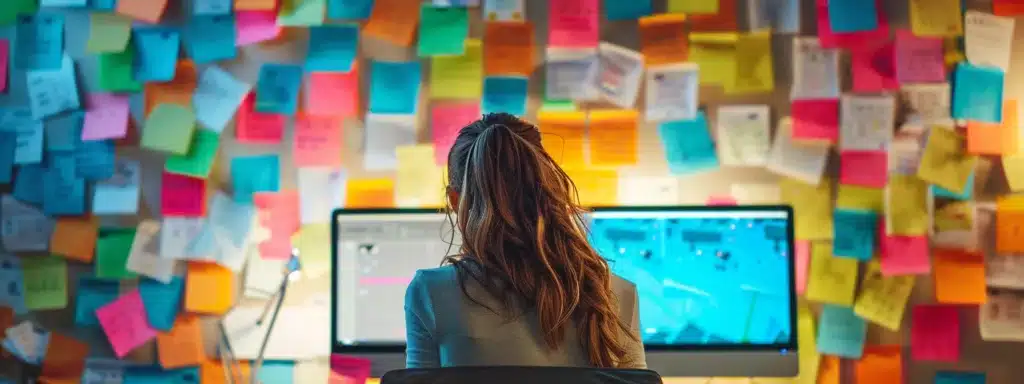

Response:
(330, 205), (798, 355)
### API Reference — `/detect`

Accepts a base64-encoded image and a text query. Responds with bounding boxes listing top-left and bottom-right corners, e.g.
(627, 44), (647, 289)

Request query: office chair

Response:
(380, 366), (664, 384)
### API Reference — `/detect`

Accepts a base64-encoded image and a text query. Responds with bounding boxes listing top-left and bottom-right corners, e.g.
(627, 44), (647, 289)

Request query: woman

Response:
(404, 113), (647, 369)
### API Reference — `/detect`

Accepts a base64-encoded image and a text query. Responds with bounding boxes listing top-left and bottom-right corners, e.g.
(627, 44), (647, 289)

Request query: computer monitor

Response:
(331, 206), (798, 378)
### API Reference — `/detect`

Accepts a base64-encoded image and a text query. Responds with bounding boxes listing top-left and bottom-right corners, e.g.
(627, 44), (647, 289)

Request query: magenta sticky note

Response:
(548, 0), (600, 48)
(839, 150), (888, 188)
(817, 0), (890, 49)
(0, 39), (8, 93)
(95, 289), (158, 358)
(791, 99), (840, 143)
(880, 235), (931, 276)
(431, 102), (481, 165)
(236, 11), (281, 47)
(894, 30), (946, 84)
(794, 240), (810, 294)
(706, 196), (737, 206)
(911, 304), (961, 362)
(330, 354), (372, 383)
(82, 93), (130, 141)
(850, 42), (897, 92)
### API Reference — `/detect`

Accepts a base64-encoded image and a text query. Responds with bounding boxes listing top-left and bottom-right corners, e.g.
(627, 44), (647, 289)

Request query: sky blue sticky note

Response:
(827, 0), (878, 32)
(369, 60), (421, 114)
(418, 5), (469, 57)
(41, 0), (89, 6)
(43, 152), (87, 215)
(231, 154), (280, 203)
(27, 55), (81, 120)
(658, 113), (720, 175)
(817, 304), (866, 359)
(74, 277), (120, 327)
(14, 13), (64, 70)
(90, 0), (117, 11)
(933, 172), (974, 200)
(132, 27), (180, 82)
(45, 111), (83, 152)
(257, 361), (295, 384)
(605, 0), (652, 20)
(0, 133), (14, 184)
(13, 164), (45, 205)
(75, 140), (115, 180)
(138, 277), (184, 332)
(0, 254), (28, 315)
(935, 371), (986, 384)
(327, 0), (373, 19)
(193, 66), (252, 133)
(193, 0), (232, 15)
(832, 209), (876, 261)
(307, 25), (358, 72)
(185, 14), (237, 64)
(483, 76), (528, 116)
(952, 62), (1004, 124)
(1, 108), (44, 165)
(255, 63), (303, 115)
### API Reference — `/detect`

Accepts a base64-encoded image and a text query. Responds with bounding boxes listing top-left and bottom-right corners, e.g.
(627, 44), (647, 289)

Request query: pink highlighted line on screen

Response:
(359, 277), (413, 286)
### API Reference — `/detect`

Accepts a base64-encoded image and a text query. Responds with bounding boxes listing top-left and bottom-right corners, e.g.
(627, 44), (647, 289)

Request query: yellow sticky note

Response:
(345, 178), (395, 208)
(918, 128), (977, 194)
(86, 13), (132, 53)
(796, 302), (820, 384)
(805, 242), (858, 306)
(934, 201), (974, 232)
(537, 111), (587, 168)
(836, 185), (884, 213)
(294, 224), (331, 278)
(430, 39), (483, 99)
(728, 30), (773, 94)
(781, 178), (834, 240)
(688, 32), (738, 86)
(396, 145), (445, 208)
(909, 0), (963, 37)
(564, 169), (618, 207)
(1003, 152), (1024, 192)
(885, 175), (930, 236)
(853, 261), (915, 331)
(588, 110), (639, 167)
(667, 0), (719, 14)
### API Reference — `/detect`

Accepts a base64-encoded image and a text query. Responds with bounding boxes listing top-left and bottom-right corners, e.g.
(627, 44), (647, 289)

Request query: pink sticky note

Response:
(548, 0), (599, 48)
(850, 42), (898, 92)
(294, 115), (343, 167)
(706, 196), (737, 206)
(305, 67), (359, 118)
(839, 151), (888, 188)
(254, 191), (300, 260)
(894, 30), (946, 84)
(82, 94), (131, 141)
(0, 39), (8, 93)
(161, 172), (207, 217)
(95, 290), (158, 358)
(236, 93), (284, 144)
(791, 99), (839, 143)
(880, 235), (931, 276)
(236, 11), (281, 47)
(794, 240), (810, 294)
(911, 305), (961, 362)
(330, 354), (371, 384)
(431, 101), (481, 165)
(816, 0), (890, 49)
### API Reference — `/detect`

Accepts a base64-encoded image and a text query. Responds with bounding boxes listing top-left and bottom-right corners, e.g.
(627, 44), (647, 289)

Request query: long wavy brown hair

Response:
(442, 113), (637, 367)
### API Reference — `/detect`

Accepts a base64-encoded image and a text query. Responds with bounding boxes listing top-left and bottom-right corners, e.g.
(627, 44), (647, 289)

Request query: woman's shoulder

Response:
(609, 273), (638, 294)
(409, 265), (459, 290)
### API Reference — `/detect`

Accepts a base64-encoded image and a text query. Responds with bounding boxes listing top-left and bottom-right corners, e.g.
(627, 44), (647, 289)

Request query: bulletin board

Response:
(1, 0), (1023, 383)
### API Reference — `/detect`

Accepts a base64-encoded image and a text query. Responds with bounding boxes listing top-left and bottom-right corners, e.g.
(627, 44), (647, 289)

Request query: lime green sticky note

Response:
(22, 255), (68, 310)
(0, 0), (37, 26)
(96, 231), (137, 280)
(277, 0), (326, 26)
(166, 129), (220, 178)
(143, 104), (197, 155)
(430, 39), (482, 99)
(418, 5), (469, 57)
(541, 99), (577, 112)
(97, 46), (142, 92)
(86, 13), (131, 53)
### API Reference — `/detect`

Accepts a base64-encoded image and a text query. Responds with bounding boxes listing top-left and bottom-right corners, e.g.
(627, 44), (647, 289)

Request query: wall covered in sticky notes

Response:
(1, 0), (1024, 383)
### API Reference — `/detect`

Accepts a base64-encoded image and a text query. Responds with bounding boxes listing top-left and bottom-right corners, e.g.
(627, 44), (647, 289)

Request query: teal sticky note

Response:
(45, 111), (83, 152)
(327, 0), (372, 19)
(132, 27), (180, 82)
(193, 66), (251, 133)
(75, 140), (116, 180)
(658, 113), (720, 175)
(74, 277), (120, 327)
(13, 163), (45, 204)
(193, 0), (231, 15)
(933, 172), (974, 200)
(97, 46), (143, 92)
(952, 62), (1004, 123)
(832, 209), (876, 261)
(1, 0), (38, 26)
(417, 5), (468, 57)
(817, 304), (866, 358)
(605, 0), (651, 20)
(257, 361), (295, 384)
(185, 14), (237, 64)
(43, 152), (86, 215)
(255, 63), (303, 115)
(139, 277), (183, 332)
(307, 25), (358, 72)
(124, 366), (198, 383)
(96, 231), (136, 280)
(827, 0), (878, 32)
(14, 13), (63, 70)
(91, 0), (116, 11)
(482, 76), (528, 116)
(0, 133), (14, 184)
(369, 60), (421, 114)
(935, 371), (985, 384)
(231, 154), (280, 203)
(1, 108), (44, 165)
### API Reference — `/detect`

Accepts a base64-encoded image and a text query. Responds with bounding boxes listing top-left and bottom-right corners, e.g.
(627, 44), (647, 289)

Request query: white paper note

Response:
(82, 358), (133, 384)
(126, 220), (175, 283)
(1, 195), (54, 252)
(790, 37), (840, 100)
(92, 159), (141, 215)
(159, 217), (210, 260)
(840, 94), (895, 151)
(5, 321), (49, 364)
(243, 248), (285, 299)
(747, 0), (799, 33)
(0, 253), (28, 315)
(900, 83), (951, 123)
(26, 55), (80, 119)
(298, 167), (346, 225)
(222, 304), (331, 359)
(589, 43), (644, 108)
(765, 117), (829, 185)
(980, 289), (1024, 341)
(965, 10), (1015, 72)
(730, 183), (782, 204)
(616, 176), (680, 206)
(483, 0), (524, 21)
(545, 48), (599, 101)
(716, 105), (772, 166)
(645, 63), (698, 122)
(364, 114), (417, 171)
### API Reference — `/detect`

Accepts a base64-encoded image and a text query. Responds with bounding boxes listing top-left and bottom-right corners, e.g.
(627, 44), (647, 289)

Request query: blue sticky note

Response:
(27, 55), (81, 120)
(0, 133), (14, 184)
(185, 14), (237, 64)
(658, 113), (720, 175)
(132, 28), (180, 82)
(935, 371), (986, 384)
(483, 76), (528, 116)
(952, 63), (1004, 123)
(46, 111), (84, 152)
(327, 0), (373, 19)
(832, 209), (876, 261)
(192, 0), (232, 15)
(933, 172), (974, 200)
(75, 140), (116, 180)
(13, 164), (46, 205)
(0, 254), (28, 315)
(257, 361), (295, 384)
(91, 0), (118, 11)
(124, 366), (199, 384)
(817, 304), (866, 359)
(827, 0), (878, 32)
(1, 108), (45, 165)
(138, 277), (184, 332)
(193, 66), (252, 133)
(605, 0), (652, 20)
(255, 64), (303, 115)
(41, 0), (89, 6)
(74, 277), (120, 327)
(43, 152), (87, 215)
(14, 13), (64, 70)
(369, 60), (421, 114)
(231, 154), (280, 203)
(307, 25), (358, 72)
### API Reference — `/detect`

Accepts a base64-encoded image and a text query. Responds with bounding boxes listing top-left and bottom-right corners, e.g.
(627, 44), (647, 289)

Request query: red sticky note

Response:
(894, 30), (946, 84)
(431, 101), (481, 165)
(0, 40), (8, 93)
(911, 305), (961, 362)
(994, 0), (1024, 15)
(294, 114), (343, 167)
(850, 42), (897, 92)
(305, 65), (359, 118)
(816, 0), (890, 49)
(548, 0), (599, 48)
(794, 240), (810, 294)
(161, 172), (207, 217)
(855, 345), (903, 384)
(880, 235), (930, 276)
(254, 191), (300, 260)
(791, 99), (840, 143)
(839, 151), (888, 188)
(330, 355), (371, 384)
(706, 196), (737, 206)
(236, 93), (285, 144)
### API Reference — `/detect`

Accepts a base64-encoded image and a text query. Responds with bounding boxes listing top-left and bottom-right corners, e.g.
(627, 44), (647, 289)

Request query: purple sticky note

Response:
(95, 289), (158, 358)
(0, 39), (8, 93)
(82, 93), (130, 141)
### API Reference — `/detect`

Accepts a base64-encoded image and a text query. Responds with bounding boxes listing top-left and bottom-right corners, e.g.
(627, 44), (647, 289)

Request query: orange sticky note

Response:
(818, 355), (841, 384)
(236, 0), (278, 11)
(237, 93), (285, 144)
(483, 22), (535, 76)
(564, 169), (618, 207)
(158, 315), (206, 369)
(305, 64), (360, 118)
(588, 109), (639, 167)
(50, 216), (99, 263)
(363, 0), (421, 46)
(117, 0), (168, 23)
(933, 248), (986, 304)
(689, 0), (737, 32)
(185, 262), (234, 315)
(537, 111), (587, 168)
(638, 14), (688, 66)
(994, 0), (1024, 15)
(145, 61), (197, 118)
(41, 333), (89, 382)
(345, 178), (395, 208)
(201, 358), (250, 384)
(855, 345), (903, 384)
(294, 115), (343, 167)
(967, 99), (1018, 155)
(996, 195), (1024, 253)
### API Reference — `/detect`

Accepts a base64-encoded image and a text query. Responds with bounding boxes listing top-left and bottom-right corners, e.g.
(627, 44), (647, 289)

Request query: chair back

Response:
(380, 366), (664, 384)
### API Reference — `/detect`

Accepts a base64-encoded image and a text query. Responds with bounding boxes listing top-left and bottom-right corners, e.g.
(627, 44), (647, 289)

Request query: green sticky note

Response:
(166, 129), (220, 178)
(86, 13), (131, 53)
(278, 0), (326, 26)
(541, 99), (577, 112)
(418, 5), (469, 57)
(0, 0), (37, 26)
(97, 46), (142, 92)
(96, 231), (137, 280)
(143, 104), (197, 155)
(22, 255), (68, 310)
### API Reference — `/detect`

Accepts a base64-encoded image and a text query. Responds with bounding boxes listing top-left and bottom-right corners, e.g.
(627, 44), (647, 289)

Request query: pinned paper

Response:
(909, 0), (962, 37)
(345, 178), (395, 208)
(716, 105), (770, 166)
(185, 262), (234, 314)
(538, 111), (587, 168)
(832, 209), (876, 260)
(638, 15), (687, 66)
(658, 113), (720, 175)
(362, 0), (421, 46)
(482, 76), (528, 116)
(157, 315), (205, 369)
(952, 62), (1005, 124)
(307, 25), (358, 72)
(97, 289), (158, 358)
(125, 221), (175, 284)
(396, 145), (445, 208)
(483, 22), (534, 76)
(22, 256), (67, 310)
(880, 235), (930, 276)
(968, 99), (1019, 155)
(688, 33), (738, 86)
(791, 37), (840, 100)
(854, 260), (915, 331)
(236, 11), (281, 46)
(885, 174), (931, 236)
(418, 4), (469, 56)
(791, 99), (839, 144)
(431, 101), (480, 165)
(162, 172), (207, 217)
(139, 276), (184, 332)
(305, 67), (360, 118)
(548, 0), (599, 48)
(193, 66), (251, 133)
(370, 60), (422, 114)
(918, 128), (977, 194)
(0, 195), (55, 252)
(780, 177), (834, 240)
(766, 118), (829, 185)
(231, 155), (281, 204)
(965, 11), (1015, 72)
(27, 55), (80, 120)
(839, 94), (894, 151)
(97, 47), (142, 92)
(805, 242), (858, 306)
(143, 104), (196, 155)
(298, 168), (346, 224)
(816, 304), (866, 359)
(117, 0), (168, 23)
(645, 63), (698, 122)
(855, 345), (903, 383)
(592, 43), (644, 108)
(93, 159), (141, 215)
(545, 48), (598, 101)
(933, 248), (986, 304)
(850, 42), (897, 92)
(132, 28), (179, 82)
(431, 39), (483, 99)
(50, 216), (98, 263)
(185, 15), (237, 64)
(14, 13), (64, 70)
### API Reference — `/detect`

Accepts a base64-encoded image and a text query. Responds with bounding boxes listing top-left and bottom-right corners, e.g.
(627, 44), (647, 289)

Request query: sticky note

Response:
(995, 0), (1024, 15)
(885, 174), (930, 236)
(14, 14), (63, 70)
(277, 0), (326, 26)
(537, 111), (586, 168)
(254, 191), (301, 260)
(791, 99), (839, 144)
(880, 235), (930, 276)
(482, 76), (527, 117)
(158, 315), (205, 369)
(145, 60), (198, 117)
(0, 0), (38, 26)
(418, 5), (469, 56)
(0, 255), (28, 315)
(96, 231), (137, 280)
(345, 178), (395, 208)
(185, 15), (237, 64)
(127, 366), (201, 383)
(193, 66), (251, 133)
(21, 256), (67, 311)
(12, 164), (45, 205)
(117, 0), (168, 23)
(894, 31), (945, 84)
(40, 332), (89, 382)
(25, 55), (79, 120)
(0, 134), (11, 183)
(431, 101), (481, 165)
(330, 355), (372, 384)
(637, 15), (687, 66)
(548, 0), (599, 48)
(185, 262), (234, 314)
(257, 361), (295, 384)
(816, 304), (866, 358)
(96, 289), (158, 358)
(305, 66), (360, 118)
(688, 32), (738, 86)
(968, 99), (1019, 155)
(912, 305), (962, 362)
(165, 130), (220, 179)
(92, 159), (142, 215)
(362, 0), (421, 46)
(237, 0), (277, 10)
(935, 372), (986, 384)
(74, 278), (119, 327)
(230, 155), (280, 204)
(237, 93), (285, 143)
(806, 243), (858, 305)
(933, 248), (986, 304)
(1, 109), (42, 166)
(297, 168), (346, 225)
(839, 150), (887, 188)
(1, 195), (54, 252)
(328, 0), (373, 19)
(91, 0), (116, 10)
(394, 145), (445, 208)
(816, 0), (889, 49)
(161, 172), (207, 217)
(827, 0), (878, 32)
(126, 221), (175, 283)
(658, 113), (720, 175)
(909, 0), (962, 36)
(605, 0), (650, 20)
(483, 21), (534, 76)
(687, 0), (738, 31)
(365, 114), (415, 169)
(666, 0), (717, 13)
(729, 30), (774, 95)
(307, 25), (357, 72)
(855, 345), (903, 383)
(997, 196), (1024, 253)
(294, 115), (343, 167)
(431, 39), (483, 99)
(82, 94), (130, 141)
(43, 112), (81, 153)
(142, 104), (196, 155)
(50, 217), (98, 263)
(952, 63), (1004, 123)
(781, 177), (834, 241)
(832, 209), (876, 260)
(0, 40), (7, 92)
(41, 153), (86, 216)
(255, 64), (303, 115)
(917, 128), (977, 194)
(369, 60), (421, 114)
(139, 277), (184, 331)
(589, 109), (639, 167)
(850, 42), (897, 93)
(544, 49), (598, 101)
(132, 28), (179, 82)
(565, 169), (618, 206)
(792, 241), (811, 294)
(194, 0), (232, 14)
(965, 11), (1015, 72)
(74, 140), (116, 181)
(236, 11), (281, 46)
(97, 47), (142, 92)
(854, 260), (915, 331)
